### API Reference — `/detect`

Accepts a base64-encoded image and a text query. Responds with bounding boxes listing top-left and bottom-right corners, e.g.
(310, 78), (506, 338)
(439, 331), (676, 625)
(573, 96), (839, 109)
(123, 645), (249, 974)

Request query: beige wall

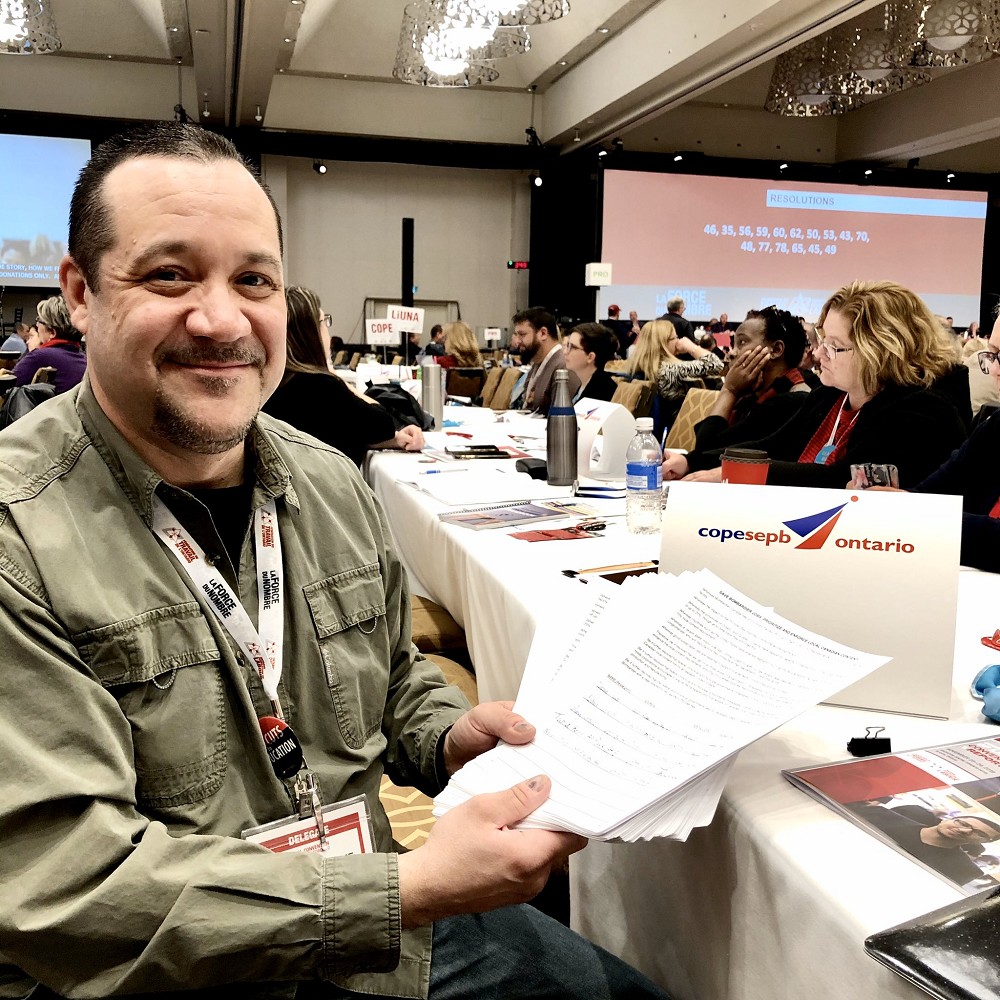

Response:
(264, 155), (532, 344)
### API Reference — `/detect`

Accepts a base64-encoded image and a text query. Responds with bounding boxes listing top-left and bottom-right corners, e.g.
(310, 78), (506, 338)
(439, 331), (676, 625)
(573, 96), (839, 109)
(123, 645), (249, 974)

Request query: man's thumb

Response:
(490, 774), (550, 826)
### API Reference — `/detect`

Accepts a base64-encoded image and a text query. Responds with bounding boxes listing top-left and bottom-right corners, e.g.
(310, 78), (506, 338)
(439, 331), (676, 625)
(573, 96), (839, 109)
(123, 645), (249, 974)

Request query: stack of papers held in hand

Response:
(433, 569), (890, 842)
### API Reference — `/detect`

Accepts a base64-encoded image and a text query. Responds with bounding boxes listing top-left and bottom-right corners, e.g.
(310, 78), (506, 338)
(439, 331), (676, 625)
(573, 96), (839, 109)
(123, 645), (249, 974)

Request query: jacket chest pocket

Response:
(304, 563), (390, 749)
(75, 603), (226, 811)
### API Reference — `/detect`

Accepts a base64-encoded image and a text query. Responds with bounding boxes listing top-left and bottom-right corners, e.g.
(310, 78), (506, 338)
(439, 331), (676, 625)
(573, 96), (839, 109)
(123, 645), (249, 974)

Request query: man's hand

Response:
(662, 451), (690, 481)
(723, 344), (769, 396)
(397, 774), (587, 927)
(393, 425), (425, 451)
(443, 701), (534, 775)
(683, 468), (722, 483)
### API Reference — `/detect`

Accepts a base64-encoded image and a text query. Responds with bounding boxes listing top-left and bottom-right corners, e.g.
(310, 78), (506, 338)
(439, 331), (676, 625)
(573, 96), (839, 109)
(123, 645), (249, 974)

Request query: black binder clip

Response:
(847, 726), (891, 758)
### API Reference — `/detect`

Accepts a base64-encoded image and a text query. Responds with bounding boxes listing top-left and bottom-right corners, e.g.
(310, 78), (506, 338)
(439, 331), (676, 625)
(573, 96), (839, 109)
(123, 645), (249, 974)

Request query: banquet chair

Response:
(445, 367), (486, 402)
(605, 359), (628, 373)
(348, 352), (361, 371)
(0, 352), (20, 371)
(663, 387), (719, 452)
(489, 367), (522, 411)
(610, 378), (653, 418)
(31, 366), (57, 385)
(332, 350), (347, 366)
(390, 354), (403, 366)
(478, 366), (503, 407)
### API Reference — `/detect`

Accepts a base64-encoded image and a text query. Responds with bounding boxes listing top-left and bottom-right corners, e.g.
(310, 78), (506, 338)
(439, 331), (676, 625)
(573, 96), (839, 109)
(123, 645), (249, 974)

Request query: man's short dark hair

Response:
(69, 122), (283, 292)
(745, 306), (807, 368)
(513, 307), (557, 339)
(430, 324), (443, 338)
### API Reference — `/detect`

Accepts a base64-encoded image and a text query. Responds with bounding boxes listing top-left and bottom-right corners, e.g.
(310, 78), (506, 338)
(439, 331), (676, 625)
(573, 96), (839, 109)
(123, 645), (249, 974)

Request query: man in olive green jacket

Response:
(0, 125), (667, 1000)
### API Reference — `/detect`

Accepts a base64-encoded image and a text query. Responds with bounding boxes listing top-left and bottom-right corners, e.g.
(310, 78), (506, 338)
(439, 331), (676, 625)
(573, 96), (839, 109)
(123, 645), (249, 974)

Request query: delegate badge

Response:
(258, 715), (304, 780)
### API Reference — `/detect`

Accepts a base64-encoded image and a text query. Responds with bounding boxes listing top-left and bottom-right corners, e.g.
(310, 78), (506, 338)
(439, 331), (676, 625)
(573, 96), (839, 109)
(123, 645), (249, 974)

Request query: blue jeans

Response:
(328, 904), (671, 1000)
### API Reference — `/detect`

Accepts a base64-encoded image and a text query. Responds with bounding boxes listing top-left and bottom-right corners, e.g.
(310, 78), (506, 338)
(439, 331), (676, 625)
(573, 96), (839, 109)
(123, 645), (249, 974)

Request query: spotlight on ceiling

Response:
(779, 162), (789, 171)
(530, 172), (543, 188)
(313, 161), (327, 175)
(597, 148), (608, 158)
(673, 153), (683, 162)
(864, 168), (873, 176)
(611, 137), (624, 152)
(946, 171), (956, 182)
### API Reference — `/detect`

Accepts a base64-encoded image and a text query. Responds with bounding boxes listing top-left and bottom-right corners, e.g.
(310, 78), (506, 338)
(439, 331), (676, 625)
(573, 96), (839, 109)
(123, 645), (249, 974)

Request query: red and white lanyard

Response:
(152, 495), (286, 717)
(151, 495), (328, 847)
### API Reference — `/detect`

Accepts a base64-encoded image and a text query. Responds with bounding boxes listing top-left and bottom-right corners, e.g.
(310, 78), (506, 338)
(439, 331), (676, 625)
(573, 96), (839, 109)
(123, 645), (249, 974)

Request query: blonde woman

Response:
(684, 281), (971, 488)
(438, 321), (484, 369)
(628, 318), (722, 413)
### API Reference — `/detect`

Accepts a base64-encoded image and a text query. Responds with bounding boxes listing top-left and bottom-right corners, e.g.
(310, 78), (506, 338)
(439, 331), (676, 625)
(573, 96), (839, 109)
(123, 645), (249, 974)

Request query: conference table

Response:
(365, 405), (1000, 1000)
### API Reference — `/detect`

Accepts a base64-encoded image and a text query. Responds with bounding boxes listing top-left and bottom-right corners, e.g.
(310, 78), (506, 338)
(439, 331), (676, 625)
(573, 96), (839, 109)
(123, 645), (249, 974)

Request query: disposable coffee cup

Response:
(720, 448), (769, 485)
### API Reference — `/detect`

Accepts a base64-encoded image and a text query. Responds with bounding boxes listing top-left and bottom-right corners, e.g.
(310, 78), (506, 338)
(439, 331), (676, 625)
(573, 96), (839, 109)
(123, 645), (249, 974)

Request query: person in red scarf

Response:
(12, 294), (87, 394)
(663, 306), (814, 479)
(681, 281), (970, 489)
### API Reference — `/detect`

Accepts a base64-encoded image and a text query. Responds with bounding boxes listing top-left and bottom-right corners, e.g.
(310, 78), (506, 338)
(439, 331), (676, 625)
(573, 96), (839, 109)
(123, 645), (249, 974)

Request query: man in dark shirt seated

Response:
(847, 804), (1000, 888)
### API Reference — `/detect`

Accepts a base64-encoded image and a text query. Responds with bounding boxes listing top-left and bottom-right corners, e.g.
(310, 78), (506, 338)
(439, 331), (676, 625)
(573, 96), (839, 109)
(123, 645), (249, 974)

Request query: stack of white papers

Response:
(434, 569), (890, 841)
(403, 467), (574, 505)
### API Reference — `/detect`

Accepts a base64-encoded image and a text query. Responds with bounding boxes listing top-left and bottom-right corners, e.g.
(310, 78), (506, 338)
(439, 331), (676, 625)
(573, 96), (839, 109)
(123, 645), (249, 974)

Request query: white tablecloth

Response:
(365, 417), (1000, 1000)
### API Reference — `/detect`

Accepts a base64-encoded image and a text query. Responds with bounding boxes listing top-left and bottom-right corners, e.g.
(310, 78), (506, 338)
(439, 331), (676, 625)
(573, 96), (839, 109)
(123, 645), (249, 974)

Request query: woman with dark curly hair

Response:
(663, 306), (813, 479)
(681, 281), (970, 489)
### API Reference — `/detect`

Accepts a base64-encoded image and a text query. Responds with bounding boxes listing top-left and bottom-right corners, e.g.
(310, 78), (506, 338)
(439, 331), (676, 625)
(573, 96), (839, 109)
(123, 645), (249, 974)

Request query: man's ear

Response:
(771, 339), (786, 360)
(60, 256), (91, 335)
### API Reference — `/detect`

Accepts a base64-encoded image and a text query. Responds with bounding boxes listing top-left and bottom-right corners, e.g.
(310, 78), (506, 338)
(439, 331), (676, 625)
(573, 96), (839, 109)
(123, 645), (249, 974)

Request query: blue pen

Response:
(421, 468), (467, 475)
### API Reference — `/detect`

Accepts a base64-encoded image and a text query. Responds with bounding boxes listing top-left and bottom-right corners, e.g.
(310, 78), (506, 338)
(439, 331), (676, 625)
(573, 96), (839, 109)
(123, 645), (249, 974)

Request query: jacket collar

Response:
(76, 376), (294, 527)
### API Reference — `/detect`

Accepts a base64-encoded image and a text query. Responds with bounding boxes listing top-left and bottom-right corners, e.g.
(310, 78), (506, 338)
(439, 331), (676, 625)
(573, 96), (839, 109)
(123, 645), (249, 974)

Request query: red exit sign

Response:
(507, 260), (530, 270)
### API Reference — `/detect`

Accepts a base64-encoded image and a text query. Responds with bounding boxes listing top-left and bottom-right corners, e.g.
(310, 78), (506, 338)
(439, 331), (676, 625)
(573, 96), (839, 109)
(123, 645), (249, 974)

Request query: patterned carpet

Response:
(379, 773), (436, 848)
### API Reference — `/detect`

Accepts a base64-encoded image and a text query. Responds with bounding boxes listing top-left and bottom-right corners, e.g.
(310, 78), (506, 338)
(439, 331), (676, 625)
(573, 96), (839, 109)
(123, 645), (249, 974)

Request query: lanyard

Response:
(152, 495), (285, 716)
(525, 347), (559, 406)
(151, 494), (328, 848)
(814, 395), (859, 465)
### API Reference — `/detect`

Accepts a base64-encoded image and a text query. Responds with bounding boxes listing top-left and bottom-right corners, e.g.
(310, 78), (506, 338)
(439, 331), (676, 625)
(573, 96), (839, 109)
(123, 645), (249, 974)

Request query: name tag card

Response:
(386, 305), (425, 334)
(659, 482), (962, 718)
(242, 794), (375, 857)
(366, 319), (401, 346)
(574, 399), (636, 482)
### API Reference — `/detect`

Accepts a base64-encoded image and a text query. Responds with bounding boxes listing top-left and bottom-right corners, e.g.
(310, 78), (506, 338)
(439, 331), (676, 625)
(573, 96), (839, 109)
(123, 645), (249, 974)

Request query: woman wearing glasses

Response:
(562, 322), (619, 402)
(683, 280), (969, 488)
(262, 286), (424, 466)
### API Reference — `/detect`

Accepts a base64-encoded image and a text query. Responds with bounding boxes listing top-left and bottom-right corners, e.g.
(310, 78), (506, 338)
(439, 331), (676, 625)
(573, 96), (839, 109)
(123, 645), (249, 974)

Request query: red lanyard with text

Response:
(151, 495), (327, 847)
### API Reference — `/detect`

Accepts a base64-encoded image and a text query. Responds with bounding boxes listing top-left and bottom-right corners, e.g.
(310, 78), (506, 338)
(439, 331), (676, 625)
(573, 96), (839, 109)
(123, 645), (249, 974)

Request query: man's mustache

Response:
(157, 345), (265, 369)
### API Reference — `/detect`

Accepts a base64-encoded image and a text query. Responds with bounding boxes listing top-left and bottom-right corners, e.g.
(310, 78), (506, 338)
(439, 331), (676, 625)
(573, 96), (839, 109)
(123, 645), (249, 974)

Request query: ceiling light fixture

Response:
(597, 26), (609, 33)
(254, 104), (263, 122)
(864, 167), (874, 175)
(313, 161), (327, 175)
(779, 162), (789, 170)
(673, 153), (683, 162)
(0, 0), (61, 54)
(946, 170), (956, 181)
(530, 172), (543, 187)
(573, 128), (580, 142)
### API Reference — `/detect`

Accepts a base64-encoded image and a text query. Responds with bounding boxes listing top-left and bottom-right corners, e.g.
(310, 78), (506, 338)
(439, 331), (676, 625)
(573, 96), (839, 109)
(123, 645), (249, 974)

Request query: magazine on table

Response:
(438, 499), (602, 531)
(785, 737), (1000, 894)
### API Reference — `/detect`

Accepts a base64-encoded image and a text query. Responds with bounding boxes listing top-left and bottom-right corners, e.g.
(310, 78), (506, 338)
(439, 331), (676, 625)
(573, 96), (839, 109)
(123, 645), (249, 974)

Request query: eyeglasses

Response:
(564, 341), (584, 352)
(952, 817), (998, 840)
(816, 341), (853, 359)
(319, 313), (333, 329)
(978, 351), (999, 375)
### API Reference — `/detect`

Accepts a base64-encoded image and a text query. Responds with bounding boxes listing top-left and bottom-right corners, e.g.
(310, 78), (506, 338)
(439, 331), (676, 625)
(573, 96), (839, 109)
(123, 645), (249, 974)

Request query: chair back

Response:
(445, 367), (486, 401)
(605, 359), (628, 373)
(349, 352), (361, 371)
(610, 379), (653, 418)
(663, 387), (719, 452)
(390, 354), (403, 366)
(0, 351), (21, 371)
(332, 350), (347, 366)
(490, 367), (522, 411)
(31, 366), (57, 385)
(479, 366), (503, 407)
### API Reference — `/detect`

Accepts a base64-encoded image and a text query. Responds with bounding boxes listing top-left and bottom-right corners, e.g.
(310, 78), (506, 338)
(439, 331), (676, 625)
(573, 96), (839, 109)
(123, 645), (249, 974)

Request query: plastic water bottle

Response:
(546, 369), (578, 486)
(625, 417), (663, 535)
